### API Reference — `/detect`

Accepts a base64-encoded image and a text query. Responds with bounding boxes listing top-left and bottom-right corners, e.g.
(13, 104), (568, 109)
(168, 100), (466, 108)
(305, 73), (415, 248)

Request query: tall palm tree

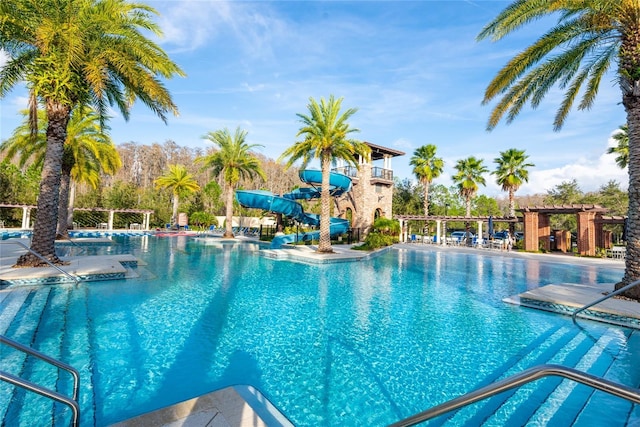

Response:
(409, 144), (444, 216)
(155, 164), (200, 227)
(1, 107), (121, 238)
(279, 95), (370, 253)
(199, 127), (266, 238)
(492, 148), (534, 218)
(478, 0), (640, 298)
(607, 124), (629, 169)
(0, 0), (184, 266)
(452, 156), (488, 217)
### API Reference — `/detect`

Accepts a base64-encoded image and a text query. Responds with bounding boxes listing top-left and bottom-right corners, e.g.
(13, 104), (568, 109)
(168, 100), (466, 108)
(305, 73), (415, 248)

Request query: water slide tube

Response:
(236, 170), (352, 248)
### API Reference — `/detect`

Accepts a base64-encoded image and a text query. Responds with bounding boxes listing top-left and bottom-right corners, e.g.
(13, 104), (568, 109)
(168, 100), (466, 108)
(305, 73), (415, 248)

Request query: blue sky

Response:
(0, 0), (628, 197)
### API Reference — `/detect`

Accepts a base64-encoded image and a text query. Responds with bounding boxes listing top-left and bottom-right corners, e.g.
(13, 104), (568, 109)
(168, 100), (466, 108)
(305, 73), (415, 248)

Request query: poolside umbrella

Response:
(488, 215), (494, 238)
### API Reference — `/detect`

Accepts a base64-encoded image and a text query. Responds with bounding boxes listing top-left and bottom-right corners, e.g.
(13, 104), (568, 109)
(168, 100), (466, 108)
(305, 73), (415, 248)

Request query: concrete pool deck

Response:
(0, 237), (144, 285)
(1, 237), (639, 426)
(109, 386), (293, 427)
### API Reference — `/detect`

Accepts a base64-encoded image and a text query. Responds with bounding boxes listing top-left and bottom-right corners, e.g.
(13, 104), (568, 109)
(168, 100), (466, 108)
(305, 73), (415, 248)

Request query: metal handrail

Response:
(57, 235), (86, 254)
(388, 364), (640, 427)
(0, 371), (80, 427)
(572, 278), (640, 324)
(0, 240), (79, 284)
(0, 335), (80, 427)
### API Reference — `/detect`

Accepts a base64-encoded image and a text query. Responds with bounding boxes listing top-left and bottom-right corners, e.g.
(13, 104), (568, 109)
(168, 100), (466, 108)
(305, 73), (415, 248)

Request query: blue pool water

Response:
(1, 236), (639, 426)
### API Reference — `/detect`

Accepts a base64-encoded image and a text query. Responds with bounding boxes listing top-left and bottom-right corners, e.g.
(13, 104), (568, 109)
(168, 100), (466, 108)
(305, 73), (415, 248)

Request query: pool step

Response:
(63, 285), (96, 426)
(439, 325), (582, 426)
(500, 331), (620, 426)
(429, 325), (638, 426)
(0, 287), (50, 424)
(571, 329), (640, 426)
(490, 328), (637, 427)
(0, 288), (33, 336)
(2, 286), (54, 425)
(469, 327), (593, 425)
(1, 286), (84, 427)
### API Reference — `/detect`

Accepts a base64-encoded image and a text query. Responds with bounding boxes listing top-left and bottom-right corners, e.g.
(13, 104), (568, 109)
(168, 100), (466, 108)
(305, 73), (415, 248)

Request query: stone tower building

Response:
(333, 142), (404, 235)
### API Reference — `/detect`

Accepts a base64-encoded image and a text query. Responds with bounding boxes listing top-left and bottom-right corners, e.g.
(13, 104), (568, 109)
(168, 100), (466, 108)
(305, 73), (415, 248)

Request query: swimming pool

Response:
(1, 236), (638, 426)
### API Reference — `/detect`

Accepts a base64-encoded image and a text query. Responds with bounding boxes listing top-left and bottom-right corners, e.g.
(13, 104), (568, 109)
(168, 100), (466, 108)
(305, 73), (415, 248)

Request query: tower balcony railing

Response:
(371, 167), (393, 181)
(332, 166), (358, 178)
(331, 166), (394, 181)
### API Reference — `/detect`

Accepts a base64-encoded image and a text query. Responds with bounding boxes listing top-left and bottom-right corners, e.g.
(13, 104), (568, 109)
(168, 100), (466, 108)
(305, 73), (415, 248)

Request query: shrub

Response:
(190, 211), (217, 229)
(353, 217), (400, 250)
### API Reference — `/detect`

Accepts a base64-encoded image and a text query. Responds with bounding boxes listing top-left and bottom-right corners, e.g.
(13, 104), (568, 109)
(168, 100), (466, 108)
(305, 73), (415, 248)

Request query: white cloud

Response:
(11, 96), (29, 110)
(156, 0), (286, 57)
(516, 137), (627, 196)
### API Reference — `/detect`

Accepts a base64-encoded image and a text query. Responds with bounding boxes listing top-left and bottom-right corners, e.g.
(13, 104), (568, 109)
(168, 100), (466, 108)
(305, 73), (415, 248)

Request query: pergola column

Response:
(538, 213), (551, 252)
(21, 207), (31, 229)
(577, 211), (597, 256)
(399, 219), (406, 243)
(523, 211), (539, 251)
(108, 211), (115, 231)
(595, 214), (604, 249)
(143, 213), (151, 230)
(477, 220), (483, 245)
(442, 221), (447, 245)
(435, 220), (441, 244)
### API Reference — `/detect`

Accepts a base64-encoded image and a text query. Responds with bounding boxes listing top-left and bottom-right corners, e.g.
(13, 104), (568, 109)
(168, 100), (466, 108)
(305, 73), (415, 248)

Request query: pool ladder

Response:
(0, 335), (80, 427)
(390, 280), (640, 427)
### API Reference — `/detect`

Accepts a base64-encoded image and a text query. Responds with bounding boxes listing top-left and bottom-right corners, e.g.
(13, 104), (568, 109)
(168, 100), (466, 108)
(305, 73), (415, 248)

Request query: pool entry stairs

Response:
(1, 285), (93, 426)
(392, 324), (640, 426)
(1, 285), (640, 426)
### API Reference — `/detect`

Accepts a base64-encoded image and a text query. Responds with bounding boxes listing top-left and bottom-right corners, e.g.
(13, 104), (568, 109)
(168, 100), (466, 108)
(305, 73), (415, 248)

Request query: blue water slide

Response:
(236, 170), (352, 248)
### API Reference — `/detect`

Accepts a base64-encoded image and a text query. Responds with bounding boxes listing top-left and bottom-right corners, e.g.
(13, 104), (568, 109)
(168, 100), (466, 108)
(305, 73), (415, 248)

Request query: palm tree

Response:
(279, 95), (370, 253)
(477, 1), (640, 298)
(199, 127), (266, 238)
(1, 107), (121, 238)
(607, 125), (629, 169)
(409, 144), (444, 216)
(155, 164), (200, 227)
(452, 156), (488, 217)
(0, 0), (184, 266)
(492, 148), (534, 218)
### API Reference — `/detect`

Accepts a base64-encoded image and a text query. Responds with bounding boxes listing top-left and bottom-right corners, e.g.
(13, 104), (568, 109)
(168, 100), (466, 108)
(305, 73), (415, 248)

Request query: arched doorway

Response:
(345, 208), (353, 223)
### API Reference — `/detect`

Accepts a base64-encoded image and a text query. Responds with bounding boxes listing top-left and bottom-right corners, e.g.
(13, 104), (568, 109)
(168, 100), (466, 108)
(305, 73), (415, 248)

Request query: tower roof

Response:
(364, 142), (405, 160)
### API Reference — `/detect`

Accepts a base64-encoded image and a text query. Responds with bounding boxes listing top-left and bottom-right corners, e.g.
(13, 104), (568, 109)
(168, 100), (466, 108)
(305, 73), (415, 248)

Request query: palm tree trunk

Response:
(56, 168), (72, 239)
(508, 188), (516, 218)
(620, 92), (640, 300)
(318, 153), (333, 253)
(172, 194), (179, 227)
(423, 181), (430, 216)
(56, 149), (74, 239)
(67, 181), (76, 229)
(224, 184), (235, 238)
(16, 102), (70, 266)
(466, 196), (472, 217)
